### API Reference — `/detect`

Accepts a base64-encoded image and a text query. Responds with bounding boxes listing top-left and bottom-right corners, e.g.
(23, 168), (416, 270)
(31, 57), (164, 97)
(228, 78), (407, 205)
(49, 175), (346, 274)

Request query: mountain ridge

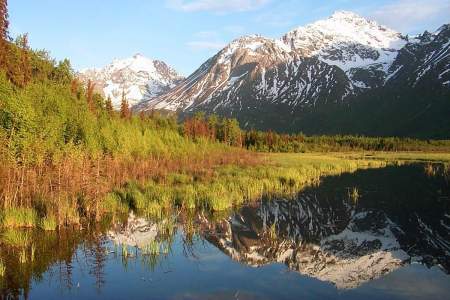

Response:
(134, 11), (449, 137)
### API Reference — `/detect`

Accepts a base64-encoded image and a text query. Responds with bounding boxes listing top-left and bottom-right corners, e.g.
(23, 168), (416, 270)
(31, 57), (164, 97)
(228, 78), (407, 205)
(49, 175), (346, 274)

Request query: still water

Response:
(1, 164), (449, 299)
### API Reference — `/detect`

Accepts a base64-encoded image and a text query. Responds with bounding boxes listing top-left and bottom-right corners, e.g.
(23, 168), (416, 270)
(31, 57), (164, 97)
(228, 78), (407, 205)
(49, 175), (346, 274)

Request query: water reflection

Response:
(0, 164), (448, 299)
(198, 164), (449, 288)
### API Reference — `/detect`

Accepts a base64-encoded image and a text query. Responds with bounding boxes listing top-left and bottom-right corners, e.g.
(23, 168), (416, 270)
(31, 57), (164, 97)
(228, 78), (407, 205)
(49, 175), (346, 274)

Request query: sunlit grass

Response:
(19, 248), (27, 264)
(0, 208), (38, 228)
(348, 187), (360, 204)
(329, 151), (450, 163)
(31, 244), (36, 262)
(4, 151), (448, 228)
(1, 229), (31, 247)
(39, 216), (57, 231)
(115, 153), (390, 213)
(0, 259), (5, 277)
(142, 240), (160, 256)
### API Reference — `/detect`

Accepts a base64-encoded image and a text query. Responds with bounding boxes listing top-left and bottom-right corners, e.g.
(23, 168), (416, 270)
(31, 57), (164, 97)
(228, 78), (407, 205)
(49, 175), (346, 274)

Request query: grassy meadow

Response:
(108, 152), (450, 219)
(96, 153), (390, 217)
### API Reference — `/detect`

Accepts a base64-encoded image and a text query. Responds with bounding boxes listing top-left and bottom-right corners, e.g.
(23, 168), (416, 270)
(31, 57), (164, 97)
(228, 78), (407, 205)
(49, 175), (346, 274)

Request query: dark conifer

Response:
(86, 79), (96, 112)
(105, 96), (114, 115)
(120, 89), (130, 119)
(18, 33), (31, 86)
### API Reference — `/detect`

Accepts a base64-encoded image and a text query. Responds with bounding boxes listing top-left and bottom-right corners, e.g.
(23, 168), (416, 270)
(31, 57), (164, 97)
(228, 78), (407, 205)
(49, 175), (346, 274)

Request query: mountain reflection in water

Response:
(0, 164), (449, 299)
(199, 164), (450, 289)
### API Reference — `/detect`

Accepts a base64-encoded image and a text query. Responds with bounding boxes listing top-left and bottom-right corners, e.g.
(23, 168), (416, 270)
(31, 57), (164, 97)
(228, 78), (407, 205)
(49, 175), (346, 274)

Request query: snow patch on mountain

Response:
(282, 11), (407, 72)
(136, 11), (449, 121)
(79, 54), (183, 108)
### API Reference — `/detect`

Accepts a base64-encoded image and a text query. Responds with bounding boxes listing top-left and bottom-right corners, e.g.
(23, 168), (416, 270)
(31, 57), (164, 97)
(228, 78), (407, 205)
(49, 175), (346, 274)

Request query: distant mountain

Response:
(136, 11), (450, 138)
(79, 54), (183, 108)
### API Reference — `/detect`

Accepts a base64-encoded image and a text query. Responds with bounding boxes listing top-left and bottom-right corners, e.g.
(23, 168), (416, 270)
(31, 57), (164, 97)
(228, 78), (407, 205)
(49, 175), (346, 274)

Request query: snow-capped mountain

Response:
(137, 11), (408, 111)
(79, 54), (183, 108)
(283, 11), (406, 72)
(136, 11), (450, 137)
(385, 24), (450, 88)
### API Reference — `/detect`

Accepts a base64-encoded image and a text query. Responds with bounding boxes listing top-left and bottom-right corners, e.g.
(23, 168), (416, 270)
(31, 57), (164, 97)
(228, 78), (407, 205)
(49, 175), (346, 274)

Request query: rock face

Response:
(79, 54), (183, 108)
(136, 11), (450, 138)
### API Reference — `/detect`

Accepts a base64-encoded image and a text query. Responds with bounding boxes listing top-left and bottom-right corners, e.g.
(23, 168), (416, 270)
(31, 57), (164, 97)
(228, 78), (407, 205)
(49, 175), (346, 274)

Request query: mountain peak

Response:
(79, 55), (183, 108)
(133, 53), (145, 59)
(329, 10), (365, 21)
(280, 11), (406, 71)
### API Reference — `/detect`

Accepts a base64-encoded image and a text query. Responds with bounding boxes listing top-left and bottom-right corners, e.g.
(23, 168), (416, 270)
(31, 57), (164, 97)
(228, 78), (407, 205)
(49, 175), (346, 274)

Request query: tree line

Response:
(182, 113), (450, 152)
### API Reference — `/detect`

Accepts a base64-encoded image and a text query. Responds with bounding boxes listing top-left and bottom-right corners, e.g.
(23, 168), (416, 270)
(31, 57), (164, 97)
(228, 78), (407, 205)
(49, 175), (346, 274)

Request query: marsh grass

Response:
(114, 153), (389, 214)
(30, 244), (36, 262)
(348, 187), (360, 204)
(0, 208), (38, 228)
(19, 249), (27, 264)
(333, 152), (450, 163)
(3, 151), (442, 229)
(39, 216), (57, 231)
(142, 240), (160, 256)
(1, 229), (31, 247)
(0, 259), (5, 277)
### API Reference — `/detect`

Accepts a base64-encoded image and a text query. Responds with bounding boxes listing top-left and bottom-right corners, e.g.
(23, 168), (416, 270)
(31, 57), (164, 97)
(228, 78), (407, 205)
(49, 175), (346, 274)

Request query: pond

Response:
(1, 164), (449, 299)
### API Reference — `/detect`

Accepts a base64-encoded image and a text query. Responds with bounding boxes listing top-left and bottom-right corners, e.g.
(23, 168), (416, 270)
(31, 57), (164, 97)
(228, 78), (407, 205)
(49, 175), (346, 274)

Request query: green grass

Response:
(0, 208), (38, 228)
(329, 151), (450, 163)
(4, 151), (448, 229)
(142, 240), (160, 256)
(1, 229), (31, 247)
(39, 216), (57, 231)
(0, 207), (61, 231)
(114, 153), (389, 213)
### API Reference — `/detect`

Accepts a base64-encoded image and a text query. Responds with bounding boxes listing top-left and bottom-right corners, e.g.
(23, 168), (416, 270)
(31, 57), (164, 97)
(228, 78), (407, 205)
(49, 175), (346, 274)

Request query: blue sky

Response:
(9, 0), (450, 75)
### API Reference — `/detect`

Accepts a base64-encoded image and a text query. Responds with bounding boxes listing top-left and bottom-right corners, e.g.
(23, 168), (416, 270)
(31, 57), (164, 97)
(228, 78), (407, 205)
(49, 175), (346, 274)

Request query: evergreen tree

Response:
(86, 79), (96, 112)
(105, 96), (113, 115)
(70, 78), (80, 97)
(120, 89), (130, 119)
(17, 33), (31, 87)
(207, 114), (219, 140)
(53, 58), (72, 84)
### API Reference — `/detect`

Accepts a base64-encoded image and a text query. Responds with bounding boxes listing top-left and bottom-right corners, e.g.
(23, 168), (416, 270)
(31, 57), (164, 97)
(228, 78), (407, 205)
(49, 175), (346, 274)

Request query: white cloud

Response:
(167, 0), (270, 13)
(186, 41), (226, 51)
(371, 0), (450, 33)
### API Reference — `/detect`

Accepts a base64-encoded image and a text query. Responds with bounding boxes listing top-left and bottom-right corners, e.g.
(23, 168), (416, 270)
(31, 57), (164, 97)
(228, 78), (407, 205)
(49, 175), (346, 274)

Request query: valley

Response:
(0, 1), (449, 299)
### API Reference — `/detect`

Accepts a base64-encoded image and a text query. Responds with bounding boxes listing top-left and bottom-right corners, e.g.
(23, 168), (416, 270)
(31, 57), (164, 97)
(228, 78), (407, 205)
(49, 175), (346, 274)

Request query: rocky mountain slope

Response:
(136, 11), (450, 138)
(79, 54), (183, 108)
